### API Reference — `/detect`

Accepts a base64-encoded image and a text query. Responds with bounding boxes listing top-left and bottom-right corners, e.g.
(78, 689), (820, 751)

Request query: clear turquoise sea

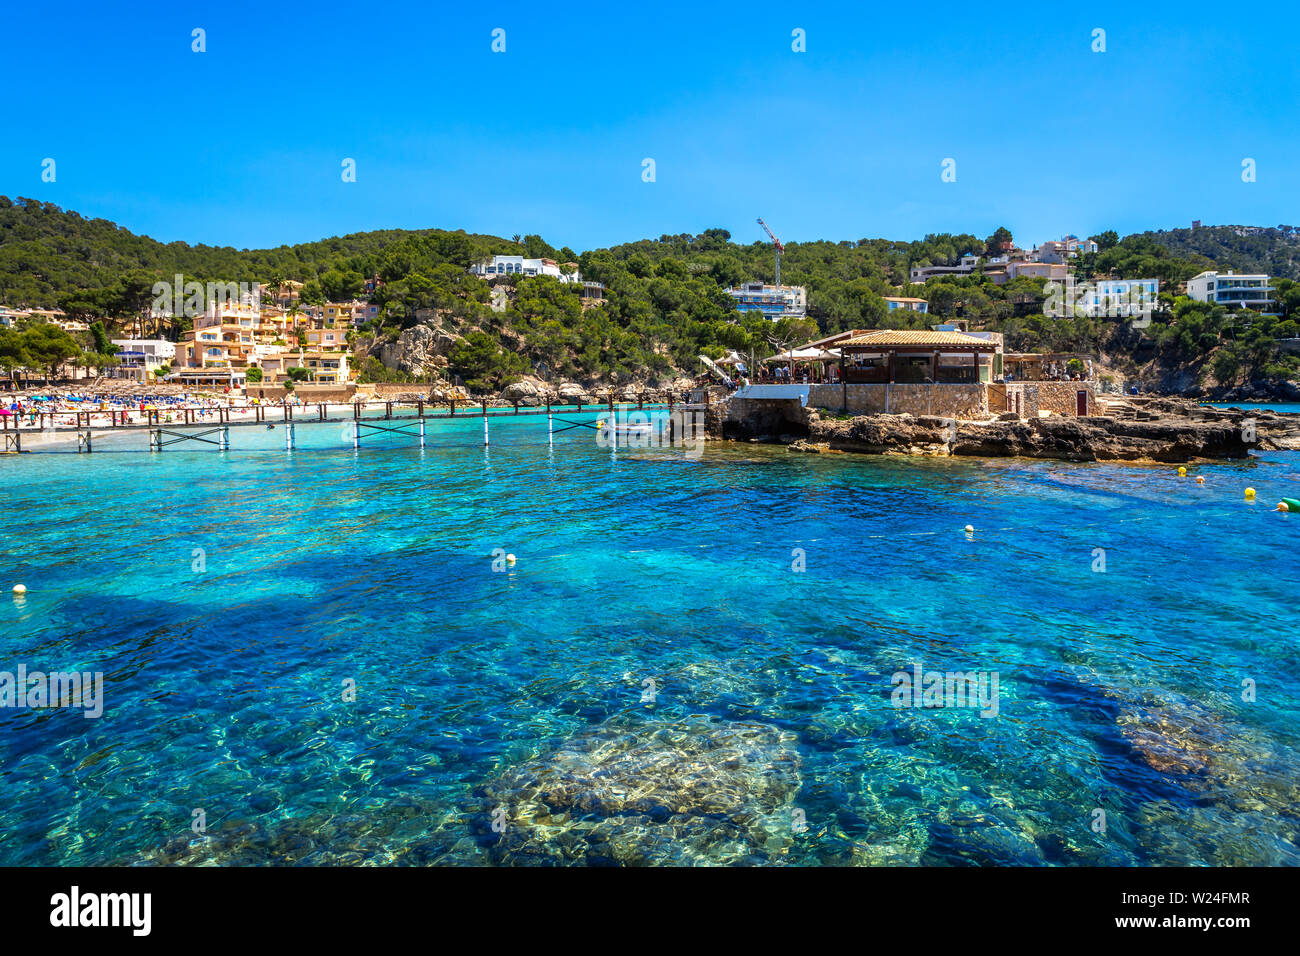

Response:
(1204, 402), (1300, 414)
(2, 410), (1299, 866)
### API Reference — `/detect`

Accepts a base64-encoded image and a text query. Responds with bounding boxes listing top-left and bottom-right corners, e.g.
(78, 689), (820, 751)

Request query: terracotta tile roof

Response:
(840, 330), (995, 348)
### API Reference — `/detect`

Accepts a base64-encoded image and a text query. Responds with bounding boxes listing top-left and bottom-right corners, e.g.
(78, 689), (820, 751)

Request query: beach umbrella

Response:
(764, 347), (836, 363)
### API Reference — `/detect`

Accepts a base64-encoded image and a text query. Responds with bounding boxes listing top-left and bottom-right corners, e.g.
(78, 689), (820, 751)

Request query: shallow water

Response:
(1203, 402), (1300, 414)
(2, 413), (1298, 866)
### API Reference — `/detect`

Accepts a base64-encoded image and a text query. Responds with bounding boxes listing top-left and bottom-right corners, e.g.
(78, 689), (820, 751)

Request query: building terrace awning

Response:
(840, 330), (996, 351)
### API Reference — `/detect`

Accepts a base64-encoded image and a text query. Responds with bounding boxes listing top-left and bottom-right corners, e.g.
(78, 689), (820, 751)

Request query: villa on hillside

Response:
(909, 234), (1097, 284)
(471, 255), (584, 283)
(1033, 236), (1099, 262)
(883, 296), (928, 314)
(909, 255), (980, 283)
(1072, 278), (1159, 318)
(1186, 271), (1277, 314)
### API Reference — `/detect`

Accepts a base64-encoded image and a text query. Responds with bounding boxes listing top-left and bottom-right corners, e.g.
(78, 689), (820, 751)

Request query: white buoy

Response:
(12, 584), (26, 595)
(964, 525), (975, 533)
(506, 553), (517, 565)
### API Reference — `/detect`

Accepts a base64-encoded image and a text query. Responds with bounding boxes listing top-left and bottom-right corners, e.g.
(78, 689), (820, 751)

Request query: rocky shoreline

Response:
(713, 396), (1300, 463)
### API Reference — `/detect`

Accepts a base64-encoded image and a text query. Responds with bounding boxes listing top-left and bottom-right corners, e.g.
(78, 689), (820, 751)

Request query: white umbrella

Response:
(765, 347), (836, 363)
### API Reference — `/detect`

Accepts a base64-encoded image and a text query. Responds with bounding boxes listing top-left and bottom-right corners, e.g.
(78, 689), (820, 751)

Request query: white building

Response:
(471, 255), (582, 283)
(1186, 271), (1277, 313)
(111, 339), (177, 381)
(726, 283), (808, 320)
(1080, 278), (1159, 317)
(1034, 237), (1099, 263)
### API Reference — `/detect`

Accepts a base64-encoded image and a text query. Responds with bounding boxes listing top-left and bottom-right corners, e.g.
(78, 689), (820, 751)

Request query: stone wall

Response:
(248, 383), (359, 403)
(807, 383), (987, 418)
(720, 397), (808, 440)
(1004, 382), (1095, 417)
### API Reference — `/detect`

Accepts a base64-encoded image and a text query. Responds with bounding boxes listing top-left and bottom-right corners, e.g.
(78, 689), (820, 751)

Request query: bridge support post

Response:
(150, 429), (161, 452)
(286, 422), (295, 451)
(548, 413), (553, 445)
(419, 418), (425, 448)
(77, 430), (93, 453)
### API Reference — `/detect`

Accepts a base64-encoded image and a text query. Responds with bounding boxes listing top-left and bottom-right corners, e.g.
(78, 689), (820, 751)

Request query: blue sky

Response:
(5, 0), (1298, 252)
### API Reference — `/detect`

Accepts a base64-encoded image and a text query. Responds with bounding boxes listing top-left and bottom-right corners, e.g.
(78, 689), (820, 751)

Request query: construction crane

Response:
(757, 218), (785, 286)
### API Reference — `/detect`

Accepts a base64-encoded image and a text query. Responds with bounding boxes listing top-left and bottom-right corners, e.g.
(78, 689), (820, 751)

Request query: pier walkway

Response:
(1, 397), (693, 454)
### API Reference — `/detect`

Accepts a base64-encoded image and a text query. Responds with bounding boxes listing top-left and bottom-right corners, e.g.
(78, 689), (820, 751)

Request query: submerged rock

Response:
(473, 716), (802, 865)
(121, 796), (464, 866)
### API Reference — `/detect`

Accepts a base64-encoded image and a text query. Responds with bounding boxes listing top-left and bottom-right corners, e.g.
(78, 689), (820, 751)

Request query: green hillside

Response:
(4, 197), (1300, 395)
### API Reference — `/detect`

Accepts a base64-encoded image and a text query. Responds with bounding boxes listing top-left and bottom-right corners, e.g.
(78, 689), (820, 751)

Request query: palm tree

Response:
(286, 302), (305, 337)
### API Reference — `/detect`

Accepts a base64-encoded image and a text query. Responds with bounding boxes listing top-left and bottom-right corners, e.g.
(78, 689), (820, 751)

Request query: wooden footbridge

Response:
(1, 397), (706, 454)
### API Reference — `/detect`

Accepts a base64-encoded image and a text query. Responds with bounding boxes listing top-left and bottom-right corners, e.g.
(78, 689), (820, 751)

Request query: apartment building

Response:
(109, 339), (176, 381)
(726, 283), (808, 320)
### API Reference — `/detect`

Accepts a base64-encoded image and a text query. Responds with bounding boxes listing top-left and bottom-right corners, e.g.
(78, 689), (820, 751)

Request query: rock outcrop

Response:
(1117, 397), (1300, 450)
(790, 410), (1253, 462)
(555, 382), (590, 404)
(499, 376), (549, 406)
(376, 324), (461, 378)
(699, 392), (1284, 462)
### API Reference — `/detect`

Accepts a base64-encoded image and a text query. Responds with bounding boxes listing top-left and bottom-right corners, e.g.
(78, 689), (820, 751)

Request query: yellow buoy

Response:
(1245, 487), (1256, 499)
(1178, 466), (1187, 477)
(12, 584), (26, 595)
